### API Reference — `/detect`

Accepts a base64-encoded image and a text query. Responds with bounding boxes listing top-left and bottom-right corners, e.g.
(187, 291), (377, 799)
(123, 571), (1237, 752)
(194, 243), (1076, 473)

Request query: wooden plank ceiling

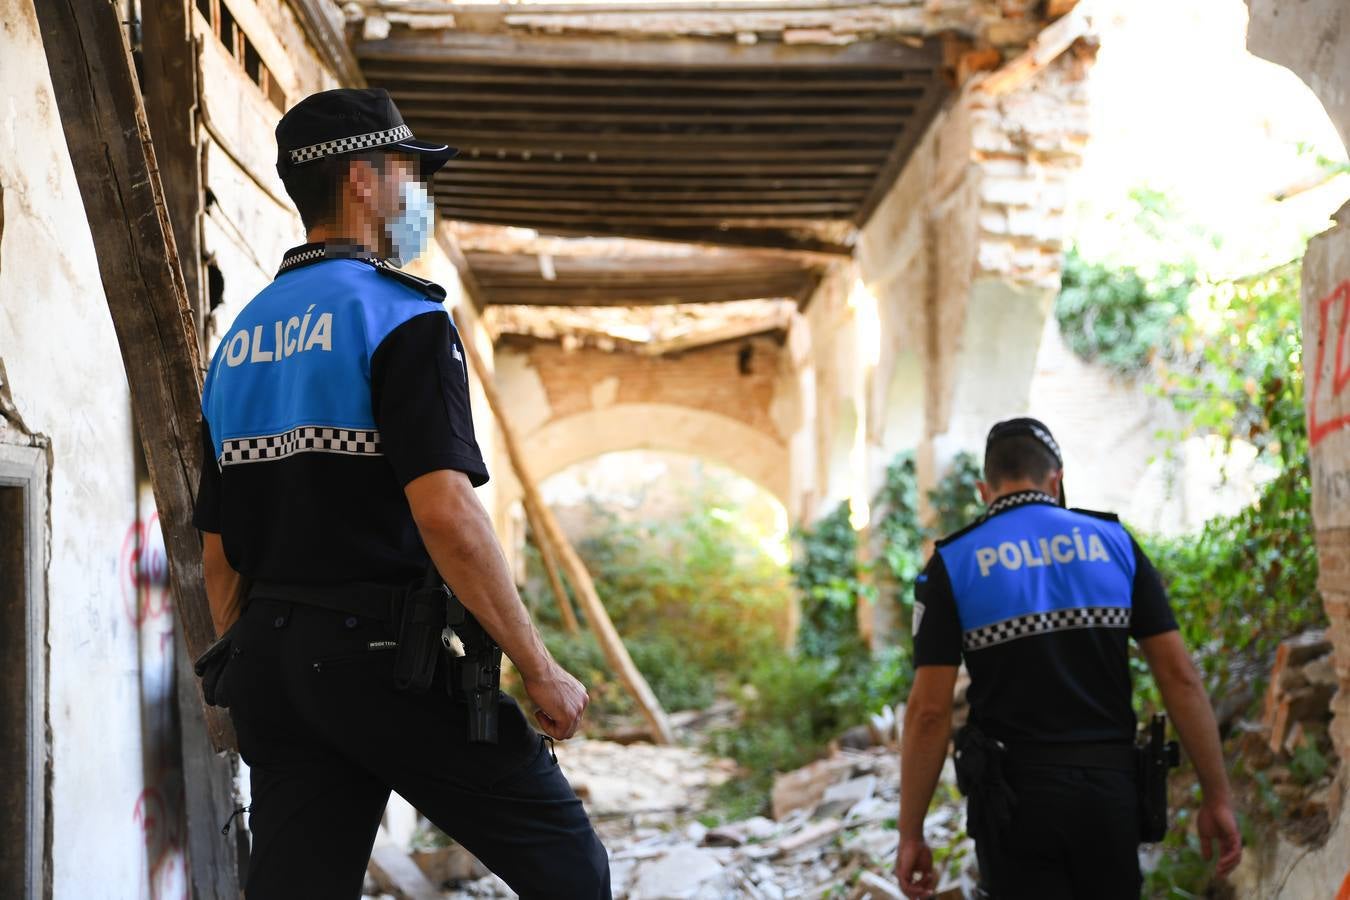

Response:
(466, 251), (822, 306)
(357, 28), (950, 257)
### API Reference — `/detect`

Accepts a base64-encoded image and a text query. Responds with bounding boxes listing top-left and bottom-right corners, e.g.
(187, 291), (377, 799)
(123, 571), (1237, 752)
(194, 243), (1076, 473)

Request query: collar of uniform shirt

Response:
(277, 240), (384, 276)
(983, 489), (1060, 519)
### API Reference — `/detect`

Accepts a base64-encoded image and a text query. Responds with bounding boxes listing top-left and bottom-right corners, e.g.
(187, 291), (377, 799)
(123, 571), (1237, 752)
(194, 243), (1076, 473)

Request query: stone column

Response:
(1301, 205), (1350, 766)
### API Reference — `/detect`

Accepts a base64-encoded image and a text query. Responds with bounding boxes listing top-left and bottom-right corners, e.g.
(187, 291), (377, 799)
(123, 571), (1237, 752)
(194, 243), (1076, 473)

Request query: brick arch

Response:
(497, 402), (791, 513)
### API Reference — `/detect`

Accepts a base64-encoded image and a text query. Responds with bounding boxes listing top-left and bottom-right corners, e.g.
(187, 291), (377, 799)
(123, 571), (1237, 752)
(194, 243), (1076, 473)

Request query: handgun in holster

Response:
(1136, 713), (1181, 843)
(443, 585), (502, 744)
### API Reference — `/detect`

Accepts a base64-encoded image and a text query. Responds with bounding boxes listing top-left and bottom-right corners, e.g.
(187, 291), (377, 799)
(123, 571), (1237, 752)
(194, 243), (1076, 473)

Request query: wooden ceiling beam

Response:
(447, 215), (855, 255)
(439, 196), (857, 215)
(396, 108), (912, 126)
(375, 86), (924, 106)
(438, 174), (873, 189)
(440, 160), (881, 175)
(440, 185), (866, 201)
(357, 31), (941, 71)
(467, 252), (815, 275)
(403, 124), (897, 149)
(364, 68), (931, 92)
(439, 204), (853, 225)
(853, 77), (950, 225)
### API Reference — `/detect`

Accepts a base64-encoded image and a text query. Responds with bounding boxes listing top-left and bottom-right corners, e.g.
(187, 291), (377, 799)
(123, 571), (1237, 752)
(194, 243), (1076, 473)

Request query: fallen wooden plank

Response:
(448, 252), (675, 744)
(854, 869), (903, 900)
(772, 818), (843, 857)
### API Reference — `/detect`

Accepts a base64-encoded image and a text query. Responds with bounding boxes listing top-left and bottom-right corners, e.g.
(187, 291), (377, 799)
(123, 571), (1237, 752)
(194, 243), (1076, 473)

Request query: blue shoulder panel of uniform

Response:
(936, 505), (1137, 632)
(201, 260), (450, 459)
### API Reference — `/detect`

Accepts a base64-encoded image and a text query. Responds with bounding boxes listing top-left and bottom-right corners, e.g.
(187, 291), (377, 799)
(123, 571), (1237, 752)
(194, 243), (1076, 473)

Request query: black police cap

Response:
(986, 417), (1063, 467)
(986, 417), (1067, 506)
(275, 88), (456, 178)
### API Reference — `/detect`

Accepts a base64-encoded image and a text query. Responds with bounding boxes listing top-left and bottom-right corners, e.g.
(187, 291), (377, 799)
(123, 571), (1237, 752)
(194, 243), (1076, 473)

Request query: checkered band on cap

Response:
(963, 606), (1131, 652)
(288, 124), (414, 165)
(220, 426), (383, 466)
(1028, 424), (1063, 465)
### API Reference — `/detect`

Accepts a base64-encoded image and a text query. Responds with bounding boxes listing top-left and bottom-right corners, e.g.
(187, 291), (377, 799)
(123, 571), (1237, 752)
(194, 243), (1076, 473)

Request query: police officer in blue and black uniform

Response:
(192, 88), (610, 898)
(894, 418), (1242, 898)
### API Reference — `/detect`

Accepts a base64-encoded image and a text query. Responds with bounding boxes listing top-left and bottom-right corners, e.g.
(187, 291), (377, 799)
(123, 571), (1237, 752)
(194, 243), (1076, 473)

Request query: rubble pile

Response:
(365, 730), (975, 899)
(1224, 629), (1343, 848)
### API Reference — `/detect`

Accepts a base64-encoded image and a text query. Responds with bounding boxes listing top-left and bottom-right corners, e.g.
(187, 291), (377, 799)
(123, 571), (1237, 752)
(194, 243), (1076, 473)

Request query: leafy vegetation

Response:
(709, 455), (986, 820)
(1059, 218), (1325, 893)
(1055, 247), (1194, 375)
(520, 487), (790, 718)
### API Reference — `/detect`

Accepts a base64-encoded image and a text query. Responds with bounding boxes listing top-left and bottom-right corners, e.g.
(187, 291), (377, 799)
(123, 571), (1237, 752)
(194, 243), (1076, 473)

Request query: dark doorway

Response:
(0, 446), (49, 899)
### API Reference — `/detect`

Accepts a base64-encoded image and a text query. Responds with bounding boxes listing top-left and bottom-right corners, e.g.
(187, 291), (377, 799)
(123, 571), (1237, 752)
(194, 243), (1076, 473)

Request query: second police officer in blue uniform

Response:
(192, 88), (611, 898)
(894, 419), (1243, 898)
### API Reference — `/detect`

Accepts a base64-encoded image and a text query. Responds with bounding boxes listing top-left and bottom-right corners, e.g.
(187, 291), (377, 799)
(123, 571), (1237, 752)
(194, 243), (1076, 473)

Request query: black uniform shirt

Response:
(193, 244), (488, 586)
(912, 491), (1177, 744)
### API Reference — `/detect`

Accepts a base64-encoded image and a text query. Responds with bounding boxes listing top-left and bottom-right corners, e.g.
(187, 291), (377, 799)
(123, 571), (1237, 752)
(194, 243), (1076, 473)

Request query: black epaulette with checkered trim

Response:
(374, 264), (446, 304)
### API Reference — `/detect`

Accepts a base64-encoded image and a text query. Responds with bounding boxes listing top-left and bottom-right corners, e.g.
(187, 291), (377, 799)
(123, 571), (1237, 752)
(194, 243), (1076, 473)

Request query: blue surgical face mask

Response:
(385, 180), (435, 267)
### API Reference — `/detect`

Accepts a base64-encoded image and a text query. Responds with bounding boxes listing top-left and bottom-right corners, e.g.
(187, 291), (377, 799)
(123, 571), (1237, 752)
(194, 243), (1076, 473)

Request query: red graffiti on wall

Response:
(120, 514), (173, 627)
(1309, 279), (1350, 448)
(133, 779), (187, 900)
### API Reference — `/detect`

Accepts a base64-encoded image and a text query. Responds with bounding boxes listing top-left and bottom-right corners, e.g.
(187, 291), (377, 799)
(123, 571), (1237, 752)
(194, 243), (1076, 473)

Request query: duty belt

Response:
(249, 579), (406, 623)
(1003, 741), (1135, 771)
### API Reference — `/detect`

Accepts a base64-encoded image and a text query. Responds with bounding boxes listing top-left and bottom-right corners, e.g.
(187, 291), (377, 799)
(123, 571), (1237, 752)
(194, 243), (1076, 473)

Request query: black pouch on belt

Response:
(1137, 713), (1180, 842)
(194, 625), (237, 708)
(394, 581), (450, 693)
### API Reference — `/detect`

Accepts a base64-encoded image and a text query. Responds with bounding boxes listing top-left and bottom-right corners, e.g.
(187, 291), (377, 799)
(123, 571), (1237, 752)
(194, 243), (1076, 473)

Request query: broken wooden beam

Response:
(523, 493), (582, 635)
(34, 1), (240, 896)
(451, 294), (675, 744)
(976, 6), (1092, 97)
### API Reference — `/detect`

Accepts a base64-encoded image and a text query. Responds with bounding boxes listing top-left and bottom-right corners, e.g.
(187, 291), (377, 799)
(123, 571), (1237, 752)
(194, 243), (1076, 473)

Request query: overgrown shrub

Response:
(521, 487), (789, 718)
(1055, 247), (1194, 375)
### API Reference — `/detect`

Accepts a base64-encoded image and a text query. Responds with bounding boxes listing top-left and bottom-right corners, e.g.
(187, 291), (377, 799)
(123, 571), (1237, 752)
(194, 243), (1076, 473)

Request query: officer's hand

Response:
(524, 661), (589, 741)
(895, 837), (937, 898)
(1197, 798), (1243, 878)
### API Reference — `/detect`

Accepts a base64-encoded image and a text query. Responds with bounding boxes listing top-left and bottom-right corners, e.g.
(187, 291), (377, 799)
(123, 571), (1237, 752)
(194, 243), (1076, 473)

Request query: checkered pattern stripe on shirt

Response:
(984, 490), (1059, 518)
(220, 426), (383, 466)
(963, 606), (1131, 652)
(288, 124), (413, 165)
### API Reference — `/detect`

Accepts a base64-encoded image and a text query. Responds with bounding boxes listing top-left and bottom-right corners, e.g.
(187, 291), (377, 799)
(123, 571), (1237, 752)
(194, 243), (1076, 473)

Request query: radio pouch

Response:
(1137, 713), (1181, 843)
(394, 583), (449, 693)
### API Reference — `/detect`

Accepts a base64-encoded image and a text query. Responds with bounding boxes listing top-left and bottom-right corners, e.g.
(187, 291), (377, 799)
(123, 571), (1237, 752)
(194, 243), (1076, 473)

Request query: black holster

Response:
(1136, 714), (1180, 843)
(954, 722), (1017, 895)
(444, 588), (502, 744)
(394, 581), (450, 693)
(396, 568), (502, 744)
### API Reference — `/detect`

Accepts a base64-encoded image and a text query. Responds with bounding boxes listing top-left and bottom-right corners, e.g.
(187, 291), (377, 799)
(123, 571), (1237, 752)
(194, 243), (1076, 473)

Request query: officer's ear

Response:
(1048, 469), (1065, 502)
(976, 480), (996, 504)
(345, 158), (381, 205)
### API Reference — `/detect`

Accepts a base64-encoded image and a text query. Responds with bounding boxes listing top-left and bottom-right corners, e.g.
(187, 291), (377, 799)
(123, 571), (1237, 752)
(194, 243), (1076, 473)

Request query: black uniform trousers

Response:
(975, 763), (1142, 899)
(224, 596), (612, 899)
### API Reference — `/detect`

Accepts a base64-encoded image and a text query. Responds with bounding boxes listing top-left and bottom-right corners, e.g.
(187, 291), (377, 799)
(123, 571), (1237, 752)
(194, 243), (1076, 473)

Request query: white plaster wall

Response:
(0, 2), (176, 896)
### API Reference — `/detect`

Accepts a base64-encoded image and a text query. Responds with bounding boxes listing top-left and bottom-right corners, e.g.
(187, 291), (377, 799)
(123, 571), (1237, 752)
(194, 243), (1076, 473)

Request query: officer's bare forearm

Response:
(407, 470), (553, 680)
(202, 532), (245, 636)
(899, 706), (951, 839)
(898, 666), (959, 841)
(1141, 631), (1231, 803)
